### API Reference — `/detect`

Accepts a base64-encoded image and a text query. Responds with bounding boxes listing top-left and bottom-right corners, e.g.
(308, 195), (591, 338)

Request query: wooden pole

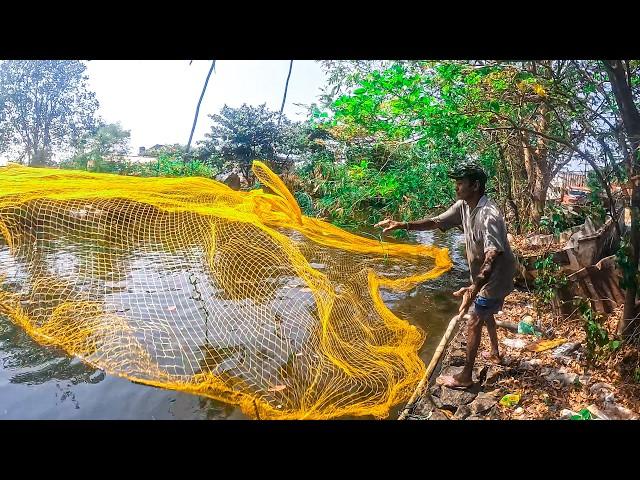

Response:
(398, 313), (462, 420)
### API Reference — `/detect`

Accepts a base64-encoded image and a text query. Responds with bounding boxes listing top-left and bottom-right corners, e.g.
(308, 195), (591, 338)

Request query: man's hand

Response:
(453, 285), (479, 318)
(374, 218), (406, 233)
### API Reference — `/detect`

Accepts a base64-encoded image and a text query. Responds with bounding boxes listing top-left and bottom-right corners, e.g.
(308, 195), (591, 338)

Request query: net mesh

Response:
(0, 161), (452, 419)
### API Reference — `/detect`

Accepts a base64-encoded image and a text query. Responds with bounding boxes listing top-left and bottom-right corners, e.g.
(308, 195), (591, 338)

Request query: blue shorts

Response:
(470, 296), (504, 319)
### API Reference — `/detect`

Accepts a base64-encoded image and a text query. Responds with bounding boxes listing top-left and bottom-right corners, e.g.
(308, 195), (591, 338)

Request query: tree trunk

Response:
(531, 173), (548, 228)
(530, 100), (552, 229)
(521, 136), (536, 227)
(30, 148), (47, 167)
(521, 135), (551, 229)
(603, 60), (640, 338)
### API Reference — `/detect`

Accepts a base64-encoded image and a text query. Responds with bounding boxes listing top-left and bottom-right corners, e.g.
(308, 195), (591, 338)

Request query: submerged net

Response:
(0, 161), (451, 419)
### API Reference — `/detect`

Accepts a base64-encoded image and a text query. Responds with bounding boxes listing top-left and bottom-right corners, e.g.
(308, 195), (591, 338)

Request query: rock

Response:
(484, 365), (503, 385)
(473, 364), (488, 383)
(434, 366), (482, 408)
(430, 384), (442, 398)
(514, 407), (524, 415)
(447, 348), (467, 367)
(466, 414), (484, 420)
(427, 409), (450, 420)
(589, 382), (615, 396)
(467, 391), (500, 415)
(438, 365), (463, 378)
(544, 368), (578, 388)
(519, 359), (543, 371)
(439, 386), (478, 409)
(223, 172), (241, 190)
(453, 404), (472, 420)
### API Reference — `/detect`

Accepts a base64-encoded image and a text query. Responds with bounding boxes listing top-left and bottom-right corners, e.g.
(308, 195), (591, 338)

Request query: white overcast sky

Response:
(84, 60), (328, 154)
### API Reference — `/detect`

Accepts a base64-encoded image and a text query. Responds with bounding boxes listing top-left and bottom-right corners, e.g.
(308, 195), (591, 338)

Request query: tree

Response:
(0, 60), (98, 166)
(603, 60), (640, 337)
(62, 122), (131, 170)
(199, 103), (302, 185)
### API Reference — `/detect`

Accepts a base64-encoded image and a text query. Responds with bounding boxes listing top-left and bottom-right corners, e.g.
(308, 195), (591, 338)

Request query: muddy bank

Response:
(402, 289), (640, 420)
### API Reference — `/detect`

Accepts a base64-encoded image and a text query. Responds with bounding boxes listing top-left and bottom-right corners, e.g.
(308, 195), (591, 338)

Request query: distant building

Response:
(549, 170), (590, 200)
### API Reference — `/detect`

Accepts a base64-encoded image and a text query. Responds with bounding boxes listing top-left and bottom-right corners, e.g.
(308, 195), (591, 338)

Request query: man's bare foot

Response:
(436, 374), (473, 390)
(481, 351), (502, 364)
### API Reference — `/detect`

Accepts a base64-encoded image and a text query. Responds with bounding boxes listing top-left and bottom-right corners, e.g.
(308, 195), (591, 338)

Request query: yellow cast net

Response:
(0, 161), (451, 419)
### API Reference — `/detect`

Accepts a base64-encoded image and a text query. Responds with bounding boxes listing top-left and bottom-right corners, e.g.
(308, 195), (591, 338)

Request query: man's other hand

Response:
(374, 219), (405, 233)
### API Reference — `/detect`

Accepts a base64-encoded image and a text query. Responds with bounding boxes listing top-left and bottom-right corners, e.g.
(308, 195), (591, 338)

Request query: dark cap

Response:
(448, 160), (487, 183)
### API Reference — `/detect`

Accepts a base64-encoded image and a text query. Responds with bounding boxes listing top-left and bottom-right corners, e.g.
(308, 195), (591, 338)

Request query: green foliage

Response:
(539, 203), (581, 236)
(296, 153), (455, 229)
(616, 236), (640, 294)
(61, 122), (131, 171)
(533, 254), (568, 307)
(152, 153), (218, 178)
(576, 298), (621, 365)
(60, 148), (218, 179)
(296, 62), (500, 230)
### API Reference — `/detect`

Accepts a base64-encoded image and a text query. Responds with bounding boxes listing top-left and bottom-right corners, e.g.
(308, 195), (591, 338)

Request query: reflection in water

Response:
(0, 207), (466, 419)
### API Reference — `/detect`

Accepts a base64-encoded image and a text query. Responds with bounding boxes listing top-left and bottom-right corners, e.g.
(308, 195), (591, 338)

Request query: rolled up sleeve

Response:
(433, 201), (463, 231)
(483, 214), (507, 253)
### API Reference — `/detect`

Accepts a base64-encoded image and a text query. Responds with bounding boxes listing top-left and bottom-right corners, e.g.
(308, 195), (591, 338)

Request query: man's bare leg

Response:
(437, 311), (482, 388)
(482, 313), (502, 364)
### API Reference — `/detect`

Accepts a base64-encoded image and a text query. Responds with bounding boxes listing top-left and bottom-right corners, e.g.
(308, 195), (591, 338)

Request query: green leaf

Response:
(608, 340), (621, 351)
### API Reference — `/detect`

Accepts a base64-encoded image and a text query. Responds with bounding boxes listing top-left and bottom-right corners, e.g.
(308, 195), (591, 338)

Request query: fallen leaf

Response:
(439, 408), (454, 419)
(525, 338), (567, 352)
(500, 393), (521, 408)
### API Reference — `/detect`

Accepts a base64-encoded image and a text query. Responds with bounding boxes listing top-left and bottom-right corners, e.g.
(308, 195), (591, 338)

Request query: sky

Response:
(84, 60), (328, 155)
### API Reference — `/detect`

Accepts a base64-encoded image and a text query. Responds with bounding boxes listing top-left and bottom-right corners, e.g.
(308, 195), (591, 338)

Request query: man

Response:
(375, 161), (516, 389)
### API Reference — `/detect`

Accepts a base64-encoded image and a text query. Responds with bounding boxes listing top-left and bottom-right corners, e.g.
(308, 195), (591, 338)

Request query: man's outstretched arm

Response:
(375, 201), (462, 233)
(374, 217), (439, 233)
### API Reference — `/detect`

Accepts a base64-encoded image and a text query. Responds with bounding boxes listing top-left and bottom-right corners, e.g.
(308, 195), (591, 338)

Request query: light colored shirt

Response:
(433, 195), (516, 300)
